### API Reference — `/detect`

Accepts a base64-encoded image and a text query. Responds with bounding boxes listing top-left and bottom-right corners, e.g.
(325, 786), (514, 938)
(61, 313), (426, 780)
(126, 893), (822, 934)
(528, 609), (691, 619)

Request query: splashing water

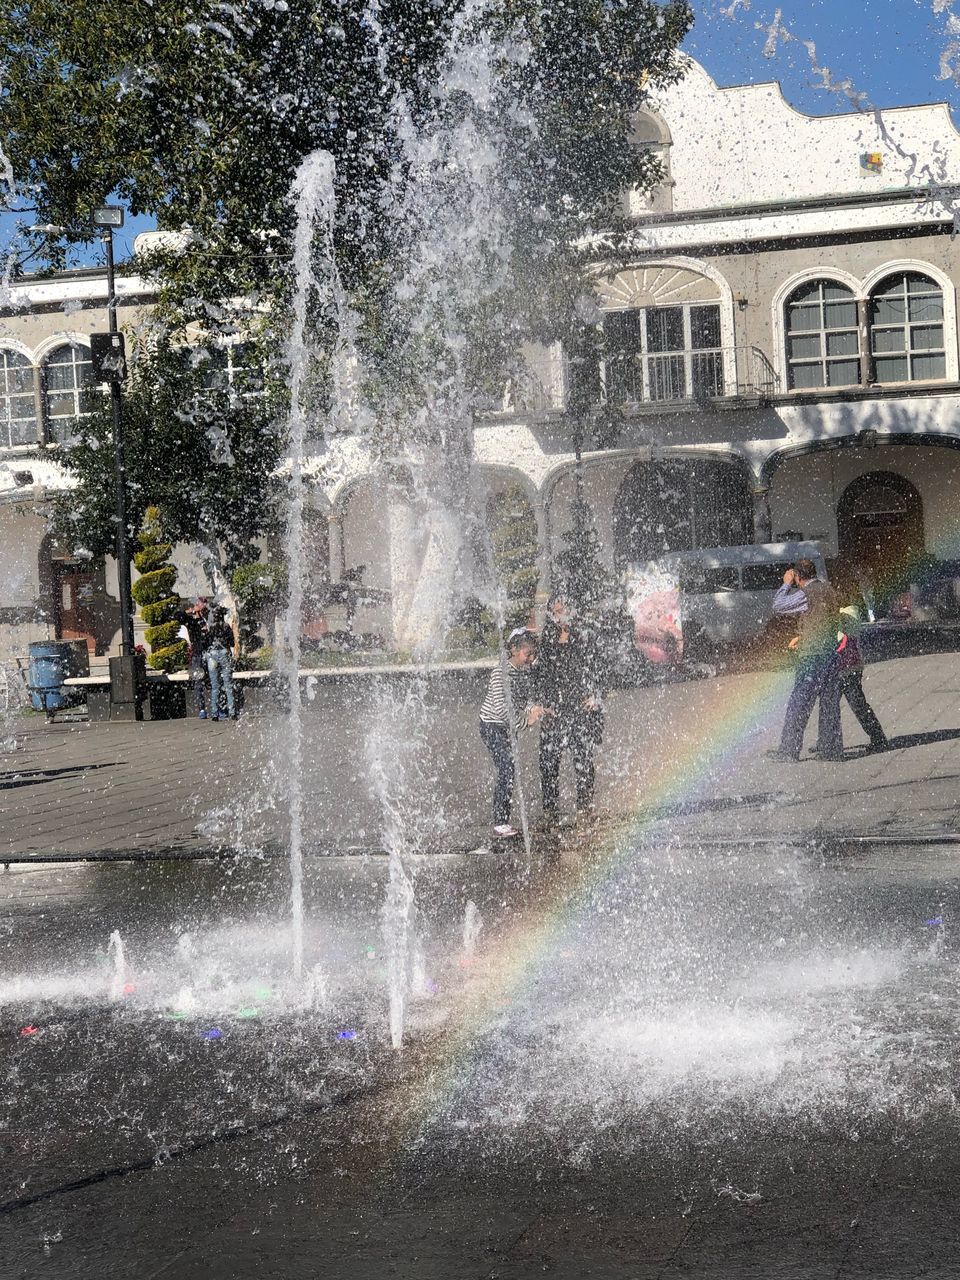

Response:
(279, 149), (345, 984)
(462, 900), (484, 962)
(106, 931), (128, 1001)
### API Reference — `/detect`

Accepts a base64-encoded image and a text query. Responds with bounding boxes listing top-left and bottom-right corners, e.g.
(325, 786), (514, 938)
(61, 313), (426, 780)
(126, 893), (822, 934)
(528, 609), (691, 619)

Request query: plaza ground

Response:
(3, 649), (960, 860)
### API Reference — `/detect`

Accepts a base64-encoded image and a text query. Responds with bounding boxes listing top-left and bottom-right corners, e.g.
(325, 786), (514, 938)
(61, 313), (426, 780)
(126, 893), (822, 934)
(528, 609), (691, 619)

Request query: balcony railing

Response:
(576, 345), (779, 409)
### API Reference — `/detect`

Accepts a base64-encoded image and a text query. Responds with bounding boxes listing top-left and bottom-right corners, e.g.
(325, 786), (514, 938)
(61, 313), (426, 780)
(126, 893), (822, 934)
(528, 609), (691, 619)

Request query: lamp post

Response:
(93, 205), (141, 718)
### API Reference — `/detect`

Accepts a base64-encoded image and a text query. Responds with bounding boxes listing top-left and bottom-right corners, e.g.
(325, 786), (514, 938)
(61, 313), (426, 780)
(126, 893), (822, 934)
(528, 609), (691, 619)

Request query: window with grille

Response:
(602, 302), (723, 405)
(0, 350), (38, 447)
(785, 280), (860, 389)
(869, 272), (945, 384)
(43, 343), (94, 444)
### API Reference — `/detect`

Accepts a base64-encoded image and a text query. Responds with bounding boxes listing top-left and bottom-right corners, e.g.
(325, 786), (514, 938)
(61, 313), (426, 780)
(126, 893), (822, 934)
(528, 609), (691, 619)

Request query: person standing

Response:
(535, 596), (604, 826)
(771, 560), (843, 762)
(478, 631), (543, 839)
(836, 605), (888, 752)
(206, 606), (239, 721)
(174, 598), (211, 719)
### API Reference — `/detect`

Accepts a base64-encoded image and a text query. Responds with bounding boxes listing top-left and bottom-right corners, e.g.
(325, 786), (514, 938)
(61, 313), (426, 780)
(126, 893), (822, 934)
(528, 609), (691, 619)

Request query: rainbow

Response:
(393, 663), (794, 1142)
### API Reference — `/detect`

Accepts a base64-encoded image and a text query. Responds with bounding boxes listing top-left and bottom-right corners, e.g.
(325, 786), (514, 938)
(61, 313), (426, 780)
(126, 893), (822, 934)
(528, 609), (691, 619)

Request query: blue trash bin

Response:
(28, 641), (73, 714)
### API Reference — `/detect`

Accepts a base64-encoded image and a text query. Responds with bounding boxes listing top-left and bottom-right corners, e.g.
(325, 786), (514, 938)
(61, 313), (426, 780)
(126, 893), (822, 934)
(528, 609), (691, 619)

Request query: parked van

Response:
(626, 542), (828, 664)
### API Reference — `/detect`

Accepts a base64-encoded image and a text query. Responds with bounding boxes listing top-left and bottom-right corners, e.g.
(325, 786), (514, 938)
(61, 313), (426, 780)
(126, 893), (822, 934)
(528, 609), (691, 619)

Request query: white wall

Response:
(650, 57), (960, 213)
(768, 444), (960, 556)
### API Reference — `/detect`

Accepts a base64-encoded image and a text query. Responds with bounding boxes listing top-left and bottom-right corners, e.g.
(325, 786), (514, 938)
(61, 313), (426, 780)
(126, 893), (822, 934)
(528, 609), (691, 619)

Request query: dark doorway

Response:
(836, 470), (924, 597)
(613, 457), (752, 564)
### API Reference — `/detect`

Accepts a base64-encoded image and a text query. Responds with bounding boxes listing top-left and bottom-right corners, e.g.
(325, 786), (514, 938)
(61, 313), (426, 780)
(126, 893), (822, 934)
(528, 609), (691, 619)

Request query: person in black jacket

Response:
(174, 598), (210, 719)
(535, 595), (604, 826)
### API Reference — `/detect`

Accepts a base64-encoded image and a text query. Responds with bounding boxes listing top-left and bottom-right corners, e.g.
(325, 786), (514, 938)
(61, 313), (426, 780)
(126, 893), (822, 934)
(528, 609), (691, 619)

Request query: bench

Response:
(63, 658), (495, 722)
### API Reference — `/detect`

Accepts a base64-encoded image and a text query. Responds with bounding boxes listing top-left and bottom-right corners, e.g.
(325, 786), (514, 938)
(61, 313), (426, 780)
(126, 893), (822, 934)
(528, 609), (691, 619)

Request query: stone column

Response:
(752, 484), (773, 543)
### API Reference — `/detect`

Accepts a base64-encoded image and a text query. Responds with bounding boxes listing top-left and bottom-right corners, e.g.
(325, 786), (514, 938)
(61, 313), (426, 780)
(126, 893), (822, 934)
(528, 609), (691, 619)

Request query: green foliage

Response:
(149, 639), (189, 673)
(231, 559), (288, 652)
(487, 484), (541, 631)
(52, 336), (284, 577)
(3, 0), (692, 424)
(552, 495), (613, 620)
(131, 568), (177, 607)
(132, 544), (170, 575)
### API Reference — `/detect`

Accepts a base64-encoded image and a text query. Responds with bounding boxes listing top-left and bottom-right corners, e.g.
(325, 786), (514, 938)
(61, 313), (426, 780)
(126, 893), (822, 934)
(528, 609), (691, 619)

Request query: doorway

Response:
(55, 562), (98, 652)
(836, 470), (924, 597)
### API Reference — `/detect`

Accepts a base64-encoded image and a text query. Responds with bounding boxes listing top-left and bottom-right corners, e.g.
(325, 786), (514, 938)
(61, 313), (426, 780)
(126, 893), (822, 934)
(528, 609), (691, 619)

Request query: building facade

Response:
(4, 56), (960, 660)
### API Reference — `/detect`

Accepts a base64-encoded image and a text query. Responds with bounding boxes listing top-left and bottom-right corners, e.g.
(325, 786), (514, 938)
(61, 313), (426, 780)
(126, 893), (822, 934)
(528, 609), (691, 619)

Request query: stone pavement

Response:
(1, 650), (959, 859)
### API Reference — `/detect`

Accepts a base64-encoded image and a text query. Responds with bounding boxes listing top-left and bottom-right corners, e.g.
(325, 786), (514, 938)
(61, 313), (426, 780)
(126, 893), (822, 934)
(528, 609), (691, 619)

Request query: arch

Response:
(32, 332), (91, 364)
(861, 258), (955, 299)
(629, 108), (672, 146)
(592, 256), (734, 320)
(836, 469), (925, 602)
(0, 337), (39, 364)
(612, 453), (753, 565)
(584, 258), (737, 406)
(759, 431), (960, 490)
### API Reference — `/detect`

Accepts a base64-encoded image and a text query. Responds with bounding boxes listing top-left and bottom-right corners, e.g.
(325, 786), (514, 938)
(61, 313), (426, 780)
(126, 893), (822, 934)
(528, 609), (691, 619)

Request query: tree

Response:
(1, 1), (692, 363)
(130, 506), (185, 671)
(552, 495), (613, 621)
(9, 0), (692, 598)
(51, 334), (285, 582)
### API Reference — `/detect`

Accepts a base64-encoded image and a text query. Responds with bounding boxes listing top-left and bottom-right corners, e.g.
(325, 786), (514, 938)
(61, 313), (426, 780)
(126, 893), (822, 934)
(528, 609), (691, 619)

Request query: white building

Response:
(4, 56), (960, 659)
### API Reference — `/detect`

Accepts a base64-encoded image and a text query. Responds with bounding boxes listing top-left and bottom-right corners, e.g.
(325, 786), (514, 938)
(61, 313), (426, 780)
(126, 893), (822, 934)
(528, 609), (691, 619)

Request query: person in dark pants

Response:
(771, 560), (843, 762)
(535, 596), (604, 826)
(174, 598), (210, 719)
(835, 605), (888, 752)
(478, 631), (543, 838)
(206, 606), (239, 721)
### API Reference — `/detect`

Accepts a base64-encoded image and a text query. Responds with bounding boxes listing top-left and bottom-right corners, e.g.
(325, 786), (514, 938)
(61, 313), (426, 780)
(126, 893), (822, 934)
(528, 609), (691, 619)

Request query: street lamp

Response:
(91, 204), (141, 718)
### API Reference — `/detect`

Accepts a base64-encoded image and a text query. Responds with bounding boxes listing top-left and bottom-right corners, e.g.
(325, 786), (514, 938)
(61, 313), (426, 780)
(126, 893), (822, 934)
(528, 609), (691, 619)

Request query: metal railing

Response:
(575, 344), (779, 409)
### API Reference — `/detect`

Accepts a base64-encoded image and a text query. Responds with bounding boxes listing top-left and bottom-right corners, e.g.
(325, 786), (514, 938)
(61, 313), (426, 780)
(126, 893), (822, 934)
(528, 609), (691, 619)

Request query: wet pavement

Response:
(3, 827), (960, 1277)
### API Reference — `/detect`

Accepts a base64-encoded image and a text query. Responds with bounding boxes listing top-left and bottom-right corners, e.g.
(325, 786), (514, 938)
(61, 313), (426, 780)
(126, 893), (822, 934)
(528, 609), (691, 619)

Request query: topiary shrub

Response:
(487, 483), (541, 631)
(131, 506), (187, 671)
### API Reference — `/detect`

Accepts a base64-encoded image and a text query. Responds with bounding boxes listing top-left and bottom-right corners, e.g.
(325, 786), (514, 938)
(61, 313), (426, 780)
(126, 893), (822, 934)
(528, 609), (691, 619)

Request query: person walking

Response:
(478, 631), (543, 839)
(535, 596), (604, 826)
(836, 605), (888, 752)
(174, 598), (211, 719)
(206, 606), (239, 721)
(770, 559), (843, 762)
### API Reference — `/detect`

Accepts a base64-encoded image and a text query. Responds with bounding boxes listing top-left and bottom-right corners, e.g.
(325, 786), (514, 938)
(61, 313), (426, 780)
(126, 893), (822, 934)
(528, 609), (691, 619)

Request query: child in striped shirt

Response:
(479, 631), (544, 838)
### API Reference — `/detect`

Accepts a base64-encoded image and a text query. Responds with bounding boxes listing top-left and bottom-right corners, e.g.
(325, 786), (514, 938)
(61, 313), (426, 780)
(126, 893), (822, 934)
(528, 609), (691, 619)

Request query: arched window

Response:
(0, 349), (38, 447)
(784, 280), (860, 389)
(43, 343), (94, 444)
(628, 110), (672, 215)
(869, 272), (945, 383)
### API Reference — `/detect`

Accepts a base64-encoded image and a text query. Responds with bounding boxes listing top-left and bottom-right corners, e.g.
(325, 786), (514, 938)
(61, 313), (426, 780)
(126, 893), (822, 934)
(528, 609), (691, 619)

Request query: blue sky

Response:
(6, 0), (959, 271)
(686, 0), (958, 117)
